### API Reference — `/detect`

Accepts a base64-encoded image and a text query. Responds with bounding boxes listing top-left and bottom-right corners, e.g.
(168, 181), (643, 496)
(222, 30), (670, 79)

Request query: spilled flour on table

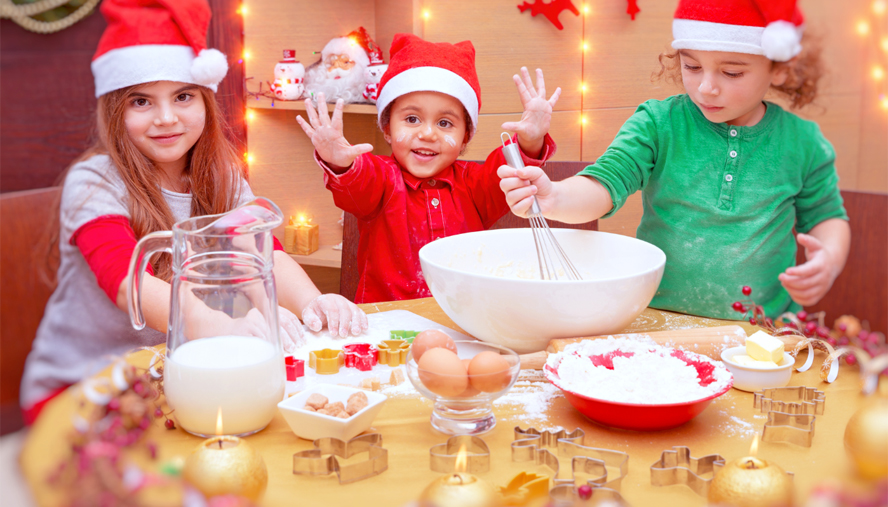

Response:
(494, 380), (562, 425)
(716, 409), (756, 437)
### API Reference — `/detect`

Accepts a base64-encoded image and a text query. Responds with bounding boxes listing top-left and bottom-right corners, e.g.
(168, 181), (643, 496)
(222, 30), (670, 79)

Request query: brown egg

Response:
(457, 359), (481, 397)
(467, 351), (512, 393)
(411, 329), (457, 361)
(418, 348), (468, 397)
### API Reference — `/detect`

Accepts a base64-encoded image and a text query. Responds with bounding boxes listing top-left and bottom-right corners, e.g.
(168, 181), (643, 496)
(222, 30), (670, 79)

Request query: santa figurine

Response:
(304, 27), (379, 104)
(362, 48), (387, 103)
(270, 49), (305, 100)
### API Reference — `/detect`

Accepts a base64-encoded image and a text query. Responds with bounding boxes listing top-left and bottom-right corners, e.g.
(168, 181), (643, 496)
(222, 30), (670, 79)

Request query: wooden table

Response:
(20, 298), (880, 506)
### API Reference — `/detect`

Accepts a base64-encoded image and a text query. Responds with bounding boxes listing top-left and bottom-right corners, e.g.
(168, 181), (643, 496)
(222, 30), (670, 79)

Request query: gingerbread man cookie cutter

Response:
(753, 386), (825, 415)
(429, 435), (491, 474)
(650, 446), (726, 497)
(511, 427), (629, 491)
(292, 433), (388, 484)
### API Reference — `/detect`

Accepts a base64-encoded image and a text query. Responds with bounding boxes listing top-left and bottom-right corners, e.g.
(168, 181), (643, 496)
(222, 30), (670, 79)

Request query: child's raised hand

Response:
(296, 93), (374, 170)
(497, 164), (554, 218)
(778, 233), (838, 307)
(501, 67), (561, 157)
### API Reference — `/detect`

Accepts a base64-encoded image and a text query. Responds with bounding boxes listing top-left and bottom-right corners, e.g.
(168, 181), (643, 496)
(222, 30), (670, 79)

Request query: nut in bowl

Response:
(721, 346), (794, 392)
(277, 385), (386, 441)
(404, 340), (520, 435)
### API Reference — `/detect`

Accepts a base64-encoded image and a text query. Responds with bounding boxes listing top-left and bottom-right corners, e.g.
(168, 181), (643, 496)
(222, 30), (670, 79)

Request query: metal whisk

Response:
(501, 133), (582, 281)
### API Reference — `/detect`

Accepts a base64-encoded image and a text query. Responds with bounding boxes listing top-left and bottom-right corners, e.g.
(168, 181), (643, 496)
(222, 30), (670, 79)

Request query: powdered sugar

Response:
(546, 337), (732, 404)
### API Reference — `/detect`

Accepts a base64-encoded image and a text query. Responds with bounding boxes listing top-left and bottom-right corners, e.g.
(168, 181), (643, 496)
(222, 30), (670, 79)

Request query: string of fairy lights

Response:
(235, 0), (887, 165)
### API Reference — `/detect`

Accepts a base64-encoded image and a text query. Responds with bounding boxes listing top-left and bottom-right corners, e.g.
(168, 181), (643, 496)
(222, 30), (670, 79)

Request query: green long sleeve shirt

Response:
(579, 94), (848, 319)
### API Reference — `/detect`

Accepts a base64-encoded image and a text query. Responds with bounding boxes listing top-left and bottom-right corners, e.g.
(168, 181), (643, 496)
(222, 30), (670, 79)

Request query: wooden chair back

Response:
(340, 161), (597, 301)
(0, 187), (61, 433)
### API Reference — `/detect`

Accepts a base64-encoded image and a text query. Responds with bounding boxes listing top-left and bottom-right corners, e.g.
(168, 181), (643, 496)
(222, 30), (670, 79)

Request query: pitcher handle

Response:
(127, 231), (173, 331)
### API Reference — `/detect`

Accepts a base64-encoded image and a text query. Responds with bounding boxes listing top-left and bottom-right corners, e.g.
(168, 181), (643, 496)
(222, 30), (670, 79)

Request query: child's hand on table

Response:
(501, 67), (561, 158)
(497, 163), (555, 218)
(301, 294), (369, 338)
(296, 92), (374, 170)
(778, 233), (839, 306)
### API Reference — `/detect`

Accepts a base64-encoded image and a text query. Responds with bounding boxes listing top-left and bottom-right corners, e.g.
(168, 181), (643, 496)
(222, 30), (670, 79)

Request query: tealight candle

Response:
(419, 445), (499, 507)
(182, 435), (268, 501)
(708, 436), (793, 507)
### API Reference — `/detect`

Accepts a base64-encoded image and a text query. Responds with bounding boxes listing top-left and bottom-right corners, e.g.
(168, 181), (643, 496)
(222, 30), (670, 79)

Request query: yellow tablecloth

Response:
(20, 298), (881, 506)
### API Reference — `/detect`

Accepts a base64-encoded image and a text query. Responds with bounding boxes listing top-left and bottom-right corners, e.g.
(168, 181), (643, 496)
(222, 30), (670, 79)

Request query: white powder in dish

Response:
(546, 337), (732, 404)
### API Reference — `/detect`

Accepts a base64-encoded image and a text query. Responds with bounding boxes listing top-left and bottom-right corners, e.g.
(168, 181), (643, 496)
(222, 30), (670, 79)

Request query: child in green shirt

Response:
(498, 0), (850, 320)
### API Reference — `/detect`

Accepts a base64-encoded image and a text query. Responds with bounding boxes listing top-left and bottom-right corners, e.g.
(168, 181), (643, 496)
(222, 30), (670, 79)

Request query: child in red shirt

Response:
(298, 33), (561, 303)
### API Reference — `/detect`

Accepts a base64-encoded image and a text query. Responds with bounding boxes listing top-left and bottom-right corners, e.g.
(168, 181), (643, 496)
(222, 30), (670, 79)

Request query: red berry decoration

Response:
(805, 321), (818, 334)
(796, 311), (808, 320)
(164, 418), (176, 430)
(749, 317), (758, 325)
(845, 355), (857, 366)
(742, 286), (752, 296)
(732, 301), (745, 312)
(577, 484), (593, 500)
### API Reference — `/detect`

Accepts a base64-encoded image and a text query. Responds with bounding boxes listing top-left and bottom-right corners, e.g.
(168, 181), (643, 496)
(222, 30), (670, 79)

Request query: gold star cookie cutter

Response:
(377, 339), (411, 367)
(649, 446), (726, 497)
(429, 435), (491, 473)
(292, 433), (387, 484)
(753, 386), (825, 415)
(498, 472), (550, 506)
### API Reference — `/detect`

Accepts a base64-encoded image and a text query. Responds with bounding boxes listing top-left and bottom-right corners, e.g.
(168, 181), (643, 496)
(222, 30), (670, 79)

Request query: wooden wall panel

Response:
(423, 0), (583, 114)
(598, 191), (643, 238)
(464, 111), (582, 162)
(793, 93), (863, 190)
(580, 106), (636, 161)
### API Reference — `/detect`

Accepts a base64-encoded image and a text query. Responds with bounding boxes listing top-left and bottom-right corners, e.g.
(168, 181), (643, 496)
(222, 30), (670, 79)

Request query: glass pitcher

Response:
(127, 198), (286, 437)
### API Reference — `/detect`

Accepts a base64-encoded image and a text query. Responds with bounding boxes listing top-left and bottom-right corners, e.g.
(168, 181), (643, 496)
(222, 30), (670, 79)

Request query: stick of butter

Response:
(732, 354), (780, 368)
(746, 330), (784, 363)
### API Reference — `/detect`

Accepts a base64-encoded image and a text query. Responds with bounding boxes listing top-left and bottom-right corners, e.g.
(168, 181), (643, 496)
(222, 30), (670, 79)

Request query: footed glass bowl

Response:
(405, 340), (520, 435)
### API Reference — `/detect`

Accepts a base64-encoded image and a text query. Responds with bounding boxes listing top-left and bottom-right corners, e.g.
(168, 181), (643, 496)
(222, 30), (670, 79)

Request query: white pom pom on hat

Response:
(91, 0), (229, 98)
(671, 0), (804, 62)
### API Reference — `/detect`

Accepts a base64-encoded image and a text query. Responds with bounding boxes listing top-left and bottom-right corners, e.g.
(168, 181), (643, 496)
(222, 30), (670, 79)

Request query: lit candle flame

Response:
(749, 434), (759, 457)
(216, 407), (224, 436)
(455, 444), (468, 473)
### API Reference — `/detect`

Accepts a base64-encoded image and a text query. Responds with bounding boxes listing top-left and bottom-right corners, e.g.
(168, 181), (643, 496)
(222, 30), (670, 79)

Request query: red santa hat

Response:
(376, 34), (481, 138)
(91, 0), (228, 98)
(671, 0), (805, 62)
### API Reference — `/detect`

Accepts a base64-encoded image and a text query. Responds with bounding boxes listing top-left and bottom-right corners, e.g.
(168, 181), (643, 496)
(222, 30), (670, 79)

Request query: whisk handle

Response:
(502, 136), (542, 216)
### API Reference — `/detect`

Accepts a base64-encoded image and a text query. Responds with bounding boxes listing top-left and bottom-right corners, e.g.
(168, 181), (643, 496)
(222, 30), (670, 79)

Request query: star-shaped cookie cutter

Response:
(429, 435), (490, 473)
(292, 433), (388, 484)
(377, 339), (411, 367)
(650, 446), (726, 497)
(511, 427), (629, 491)
(762, 411), (816, 447)
(753, 386), (825, 415)
(498, 472), (550, 506)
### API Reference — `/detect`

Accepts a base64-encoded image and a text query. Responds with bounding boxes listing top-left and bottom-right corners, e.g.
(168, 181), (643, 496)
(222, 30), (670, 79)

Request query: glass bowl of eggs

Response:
(404, 330), (521, 435)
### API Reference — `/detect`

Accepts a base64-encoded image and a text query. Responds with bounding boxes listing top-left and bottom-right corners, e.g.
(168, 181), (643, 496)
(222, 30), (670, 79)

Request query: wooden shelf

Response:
(246, 95), (378, 114)
(288, 245), (342, 268)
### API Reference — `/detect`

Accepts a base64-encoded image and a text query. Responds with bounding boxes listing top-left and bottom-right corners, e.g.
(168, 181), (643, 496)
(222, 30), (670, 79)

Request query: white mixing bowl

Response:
(419, 229), (666, 354)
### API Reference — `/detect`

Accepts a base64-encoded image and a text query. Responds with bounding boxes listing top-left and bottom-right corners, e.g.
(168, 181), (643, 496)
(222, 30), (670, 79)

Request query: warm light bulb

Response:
(874, 66), (885, 80)
(580, 82), (587, 93)
(581, 41), (589, 52)
(874, 0), (887, 15)
(238, 4), (247, 15)
(243, 50), (251, 60)
(881, 96), (888, 110)
(246, 110), (255, 121)
(422, 9), (430, 20)
(245, 152), (254, 164)
(857, 21), (871, 36)
(580, 116), (587, 125)
(583, 4), (591, 14)
(881, 37), (888, 52)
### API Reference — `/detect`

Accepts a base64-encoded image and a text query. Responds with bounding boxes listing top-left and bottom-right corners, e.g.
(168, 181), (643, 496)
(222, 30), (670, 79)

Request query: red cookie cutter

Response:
(285, 356), (305, 381)
(343, 343), (378, 372)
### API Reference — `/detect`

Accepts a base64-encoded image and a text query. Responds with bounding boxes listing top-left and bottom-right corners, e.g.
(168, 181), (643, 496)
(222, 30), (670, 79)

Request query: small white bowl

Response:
(277, 385), (386, 441)
(720, 346), (795, 392)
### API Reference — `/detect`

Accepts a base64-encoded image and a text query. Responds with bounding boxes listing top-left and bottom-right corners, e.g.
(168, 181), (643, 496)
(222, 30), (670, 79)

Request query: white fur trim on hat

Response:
(672, 18), (801, 61)
(91, 44), (224, 97)
(376, 66), (479, 136)
(761, 20), (802, 62)
(191, 49), (229, 88)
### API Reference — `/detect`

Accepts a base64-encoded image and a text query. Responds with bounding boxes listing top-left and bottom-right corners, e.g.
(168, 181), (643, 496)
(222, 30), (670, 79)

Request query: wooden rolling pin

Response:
(516, 325), (803, 369)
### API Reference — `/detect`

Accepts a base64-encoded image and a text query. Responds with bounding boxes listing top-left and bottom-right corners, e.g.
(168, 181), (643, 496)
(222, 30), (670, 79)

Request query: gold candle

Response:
(294, 214), (319, 255)
(419, 445), (500, 507)
(708, 436), (793, 507)
(284, 216), (298, 254)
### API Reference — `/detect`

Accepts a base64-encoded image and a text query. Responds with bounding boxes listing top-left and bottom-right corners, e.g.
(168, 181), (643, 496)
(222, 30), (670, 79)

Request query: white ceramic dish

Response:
(277, 385), (387, 441)
(720, 346), (794, 392)
(418, 229), (666, 353)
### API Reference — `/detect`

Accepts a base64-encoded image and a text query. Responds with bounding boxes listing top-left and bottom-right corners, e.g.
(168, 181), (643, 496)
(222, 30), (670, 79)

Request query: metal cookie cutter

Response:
(548, 484), (629, 507)
(292, 433), (388, 484)
(650, 446), (726, 497)
(762, 411), (816, 447)
(429, 435), (491, 473)
(343, 343), (378, 371)
(309, 349), (344, 375)
(753, 386), (825, 415)
(512, 427), (629, 491)
(498, 472), (550, 506)
(389, 330), (420, 344)
(377, 340), (411, 367)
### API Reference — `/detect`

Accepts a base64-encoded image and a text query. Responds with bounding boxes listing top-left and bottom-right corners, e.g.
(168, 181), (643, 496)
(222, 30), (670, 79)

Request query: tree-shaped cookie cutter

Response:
(511, 427), (629, 491)
(377, 339), (411, 367)
(650, 446), (726, 497)
(753, 386), (825, 415)
(429, 435), (491, 473)
(292, 433), (388, 484)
